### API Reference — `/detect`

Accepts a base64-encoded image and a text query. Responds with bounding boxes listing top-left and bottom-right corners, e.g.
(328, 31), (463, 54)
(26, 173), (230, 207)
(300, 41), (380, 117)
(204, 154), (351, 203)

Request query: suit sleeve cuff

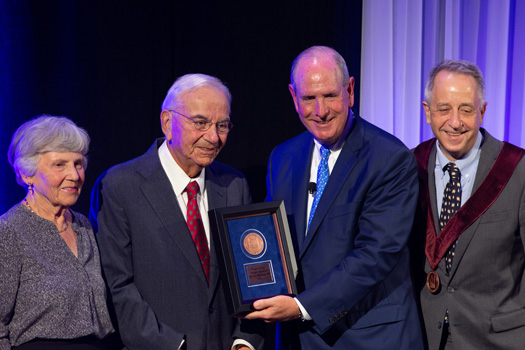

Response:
(294, 297), (312, 321)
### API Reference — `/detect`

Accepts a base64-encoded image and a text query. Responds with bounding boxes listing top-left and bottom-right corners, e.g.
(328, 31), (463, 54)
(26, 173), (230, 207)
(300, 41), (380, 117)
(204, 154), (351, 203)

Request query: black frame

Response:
(208, 200), (298, 315)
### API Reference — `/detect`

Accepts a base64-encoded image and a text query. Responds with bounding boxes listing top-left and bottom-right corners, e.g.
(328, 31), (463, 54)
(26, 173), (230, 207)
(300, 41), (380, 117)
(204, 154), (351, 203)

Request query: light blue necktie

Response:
(307, 145), (330, 231)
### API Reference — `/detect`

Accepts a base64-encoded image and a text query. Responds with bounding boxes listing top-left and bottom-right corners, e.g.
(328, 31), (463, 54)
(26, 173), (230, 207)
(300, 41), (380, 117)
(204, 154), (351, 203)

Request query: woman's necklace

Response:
(23, 198), (69, 233)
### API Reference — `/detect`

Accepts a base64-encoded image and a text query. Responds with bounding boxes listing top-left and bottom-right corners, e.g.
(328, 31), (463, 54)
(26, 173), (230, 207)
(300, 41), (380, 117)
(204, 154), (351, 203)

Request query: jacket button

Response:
(447, 286), (455, 293)
(437, 321), (442, 329)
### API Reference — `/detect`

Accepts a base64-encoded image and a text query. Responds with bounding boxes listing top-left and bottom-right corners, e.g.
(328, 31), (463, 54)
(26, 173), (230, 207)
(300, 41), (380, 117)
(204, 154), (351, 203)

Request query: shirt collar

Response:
(436, 130), (483, 173)
(313, 108), (354, 152)
(158, 140), (206, 195)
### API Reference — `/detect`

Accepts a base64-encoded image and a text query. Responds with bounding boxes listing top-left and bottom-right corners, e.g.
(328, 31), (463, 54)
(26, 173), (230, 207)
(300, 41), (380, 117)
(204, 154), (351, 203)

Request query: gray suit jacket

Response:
(90, 139), (263, 350)
(417, 129), (525, 349)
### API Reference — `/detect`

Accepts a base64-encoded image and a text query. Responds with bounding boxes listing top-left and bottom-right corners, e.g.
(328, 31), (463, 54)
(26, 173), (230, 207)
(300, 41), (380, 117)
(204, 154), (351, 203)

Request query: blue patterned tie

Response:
(307, 145), (330, 231)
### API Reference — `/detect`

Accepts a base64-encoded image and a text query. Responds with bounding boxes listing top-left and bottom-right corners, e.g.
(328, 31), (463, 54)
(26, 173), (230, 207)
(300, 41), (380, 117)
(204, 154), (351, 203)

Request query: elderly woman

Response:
(0, 116), (113, 350)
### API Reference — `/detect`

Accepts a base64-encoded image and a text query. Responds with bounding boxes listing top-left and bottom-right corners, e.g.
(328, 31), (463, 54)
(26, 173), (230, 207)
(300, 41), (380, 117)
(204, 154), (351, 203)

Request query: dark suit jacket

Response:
(266, 116), (424, 349)
(416, 129), (525, 349)
(90, 139), (263, 350)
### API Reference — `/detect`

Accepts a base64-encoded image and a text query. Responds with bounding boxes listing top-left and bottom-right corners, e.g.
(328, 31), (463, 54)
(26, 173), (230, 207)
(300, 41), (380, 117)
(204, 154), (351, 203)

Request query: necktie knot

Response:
(443, 162), (461, 181)
(320, 145), (331, 163)
(186, 181), (199, 200)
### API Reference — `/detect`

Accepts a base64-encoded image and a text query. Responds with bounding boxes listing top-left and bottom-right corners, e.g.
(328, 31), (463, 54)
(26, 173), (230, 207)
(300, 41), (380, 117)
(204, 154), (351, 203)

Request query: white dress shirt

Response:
(434, 130), (483, 212)
(158, 140), (211, 249)
(158, 140), (253, 350)
(299, 110), (354, 322)
(306, 110), (354, 231)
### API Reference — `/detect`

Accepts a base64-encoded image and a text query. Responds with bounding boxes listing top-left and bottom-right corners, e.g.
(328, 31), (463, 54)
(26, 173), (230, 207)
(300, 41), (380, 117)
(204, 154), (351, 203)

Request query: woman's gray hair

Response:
(161, 73), (232, 111)
(424, 59), (485, 105)
(8, 115), (90, 188)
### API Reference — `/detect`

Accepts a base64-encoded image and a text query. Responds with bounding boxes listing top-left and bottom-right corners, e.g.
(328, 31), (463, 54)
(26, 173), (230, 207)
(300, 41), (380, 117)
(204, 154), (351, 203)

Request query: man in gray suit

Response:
(90, 74), (263, 350)
(413, 60), (525, 349)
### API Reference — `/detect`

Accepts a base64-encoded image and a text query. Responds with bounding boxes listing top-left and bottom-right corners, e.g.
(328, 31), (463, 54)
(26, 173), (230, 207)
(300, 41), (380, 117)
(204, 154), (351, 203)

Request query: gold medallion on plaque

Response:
(243, 232), (265, 256)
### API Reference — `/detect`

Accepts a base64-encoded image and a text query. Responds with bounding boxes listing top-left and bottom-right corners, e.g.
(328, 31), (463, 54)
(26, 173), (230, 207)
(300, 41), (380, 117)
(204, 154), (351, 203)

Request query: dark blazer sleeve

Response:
(303, 148), (418, 332)
(90, 172), (184, 350)
(267, 123), (420, 337)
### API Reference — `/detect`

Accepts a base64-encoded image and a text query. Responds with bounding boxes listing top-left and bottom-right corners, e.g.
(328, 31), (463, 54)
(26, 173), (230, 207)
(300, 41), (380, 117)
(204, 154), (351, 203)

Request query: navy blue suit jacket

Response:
(90, 139), (263, 350)
(266, 116), (423, 349)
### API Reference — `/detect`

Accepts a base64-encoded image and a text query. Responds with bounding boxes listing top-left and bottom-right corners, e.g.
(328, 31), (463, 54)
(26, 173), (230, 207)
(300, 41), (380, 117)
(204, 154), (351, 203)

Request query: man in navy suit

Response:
(90, 74), (263, 350)
(243, 46), (424, 349)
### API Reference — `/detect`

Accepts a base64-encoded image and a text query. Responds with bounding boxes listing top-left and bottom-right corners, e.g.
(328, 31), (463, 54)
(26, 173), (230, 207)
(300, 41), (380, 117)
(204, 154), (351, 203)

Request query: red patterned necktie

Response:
(185, 181), (210, 283)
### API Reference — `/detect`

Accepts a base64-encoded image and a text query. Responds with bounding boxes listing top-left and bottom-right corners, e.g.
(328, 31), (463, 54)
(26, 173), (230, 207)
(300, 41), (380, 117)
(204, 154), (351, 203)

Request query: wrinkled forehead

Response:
(296, 59), (342, 90)
(432, 71), (481, 102)
(179, 87), (231, 117)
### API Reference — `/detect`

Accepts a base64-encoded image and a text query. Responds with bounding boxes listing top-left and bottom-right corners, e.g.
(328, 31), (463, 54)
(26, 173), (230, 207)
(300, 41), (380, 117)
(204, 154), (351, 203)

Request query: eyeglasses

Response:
(169, 110), (233, 134)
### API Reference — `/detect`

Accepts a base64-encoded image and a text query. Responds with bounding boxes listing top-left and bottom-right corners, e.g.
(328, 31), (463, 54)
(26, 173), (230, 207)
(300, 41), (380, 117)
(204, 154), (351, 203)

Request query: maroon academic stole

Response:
(414, 138), (525, 293)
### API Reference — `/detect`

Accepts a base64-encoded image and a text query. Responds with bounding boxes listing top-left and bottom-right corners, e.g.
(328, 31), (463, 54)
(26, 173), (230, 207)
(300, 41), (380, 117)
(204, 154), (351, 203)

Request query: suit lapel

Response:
(291, 137), (314, 254)
(426, 147), (441, 243)
(448, 131), (501, 278)
(205, 165), (227, 298)
(138, 140), (210, 288)
(426, 146), (450, 275)
(428, 131), (502, 279)
(301, 118), (361, 257)
(205, 163), (227, 210)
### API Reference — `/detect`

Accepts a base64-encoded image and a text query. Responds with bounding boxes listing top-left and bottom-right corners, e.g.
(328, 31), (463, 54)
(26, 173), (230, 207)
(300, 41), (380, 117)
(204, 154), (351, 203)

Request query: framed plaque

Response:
(208, 200), (298, 316)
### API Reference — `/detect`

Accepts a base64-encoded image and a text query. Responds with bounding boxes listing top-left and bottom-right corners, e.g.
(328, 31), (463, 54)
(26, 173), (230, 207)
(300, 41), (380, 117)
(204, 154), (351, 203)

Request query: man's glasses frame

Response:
(169, 110), (233, 134)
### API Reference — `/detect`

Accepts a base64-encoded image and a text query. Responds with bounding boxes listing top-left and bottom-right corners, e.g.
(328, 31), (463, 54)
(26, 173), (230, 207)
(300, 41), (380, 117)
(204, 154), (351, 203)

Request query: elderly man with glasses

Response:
(90, 74), (264, 350)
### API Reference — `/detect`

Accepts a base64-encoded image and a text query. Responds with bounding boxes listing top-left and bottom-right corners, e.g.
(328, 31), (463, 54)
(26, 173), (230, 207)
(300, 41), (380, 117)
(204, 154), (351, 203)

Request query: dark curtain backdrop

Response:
(0, 0), (362, 215)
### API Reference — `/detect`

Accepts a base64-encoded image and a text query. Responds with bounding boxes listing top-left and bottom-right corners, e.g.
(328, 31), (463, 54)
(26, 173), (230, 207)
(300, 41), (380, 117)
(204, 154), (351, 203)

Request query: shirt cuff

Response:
(232, 338), (255, 350)
(294, 297), (312, 321)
